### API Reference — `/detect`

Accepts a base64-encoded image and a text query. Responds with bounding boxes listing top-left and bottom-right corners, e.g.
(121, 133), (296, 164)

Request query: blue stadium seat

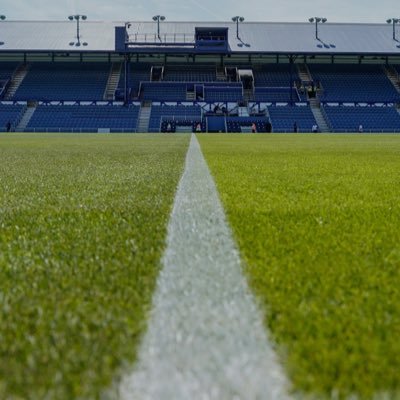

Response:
(26, 105), (140, 132)
(13, 63), (110, 101)
(149, 105), (202, 133)
(0, 103), (26, 130)
(308, 64), (400, 103)
(267, 105), (317, 132)
(322, 105), (400, 132)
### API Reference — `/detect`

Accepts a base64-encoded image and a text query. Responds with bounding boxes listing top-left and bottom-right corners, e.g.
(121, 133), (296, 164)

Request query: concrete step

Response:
(384, 65), (400, 93)
(16, 106), (36, 131)
(310, 105), (330, 133)
(137, 105), (152, 132)
(5, 63), (30, 100)
(104, 62), (122, 100)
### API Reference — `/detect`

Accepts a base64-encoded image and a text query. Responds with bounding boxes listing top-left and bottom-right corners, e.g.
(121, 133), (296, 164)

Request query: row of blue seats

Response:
(13, 63), (110, 101)
(268, 106), (317, 132)
(322, 106), (400, 132)
(27, 105), (139, 130)
(309, 64), (400, 103)
(148, 105), (202, 132)
(2, 103), (400, 133)
(226, 117), (271, 133)
(0, 103), (26, 130)
(5, 62), (400, 104)
(0, 62), (19, 81)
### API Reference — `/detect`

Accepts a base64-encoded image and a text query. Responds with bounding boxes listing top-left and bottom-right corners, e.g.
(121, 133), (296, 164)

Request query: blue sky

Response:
(1, 0), (399, 23)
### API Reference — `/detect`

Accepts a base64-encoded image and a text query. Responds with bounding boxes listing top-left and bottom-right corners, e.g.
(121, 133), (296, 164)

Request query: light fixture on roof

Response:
(232, 16), (245, 40)
(386, 18), (400, 41)
(152, 15), (166, 41)
(0, 15), (5, 46)
(68, 14), (88, 47)
(309, 17), (327, 40)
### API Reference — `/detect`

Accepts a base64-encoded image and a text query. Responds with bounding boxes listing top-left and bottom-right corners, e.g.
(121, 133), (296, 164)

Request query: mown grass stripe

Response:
(119, 134), (290, 400)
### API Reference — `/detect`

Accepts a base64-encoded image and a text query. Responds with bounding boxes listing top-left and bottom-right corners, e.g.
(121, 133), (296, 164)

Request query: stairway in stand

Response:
(383, 65), (400, 93)
(104, 62), (122, 101)
(5, 63), (30, 100)
(137, 102), (152, 133)
(216, 66), (227, 82)
(298, 64), (330, 132)
(297, 63), (312, 82)
(309, 98), (330, 133)
(243, 88), (254, 102)
(16, 104), (37, 132)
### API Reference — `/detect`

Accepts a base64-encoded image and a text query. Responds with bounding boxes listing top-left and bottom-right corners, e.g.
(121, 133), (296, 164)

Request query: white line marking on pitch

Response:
(119, 134), (291, 400)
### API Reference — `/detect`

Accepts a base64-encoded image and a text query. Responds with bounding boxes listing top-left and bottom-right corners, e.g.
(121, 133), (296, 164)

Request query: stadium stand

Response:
(148, 104), (202, 133)
(226, 117), (270, 133)
(0, 62), (19, 99)
(254, 87), (299, 102)
(203, 85), (243, 102)
(140, 82), (188, 101)
(308, 64), (400, 103)
(116, 63), (152, 100)
(322, 105), (400, 132)
(25, 105), (140, 132)
(0, 103), (26, 131)
(267, 105), (317, 132)
(0, 62), (19, 81)
(253, 64), (298, 87)
(2, 21), (400, 133)
(13, 63), (110, 101)
(163, 64), (216, 82)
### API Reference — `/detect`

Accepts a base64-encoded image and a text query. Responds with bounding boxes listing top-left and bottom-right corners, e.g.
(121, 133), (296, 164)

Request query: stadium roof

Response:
(1, 20), (400, 55)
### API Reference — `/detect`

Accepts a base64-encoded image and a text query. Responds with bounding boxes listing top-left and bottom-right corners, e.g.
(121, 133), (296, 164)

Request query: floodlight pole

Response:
(232, 16), (245, 39)
(387, 18), (399, 41)
(68, 14), (87, 44)
(0, 15), (5, 46)
(153, 15), (165, 41)
(309, 17), (327, 40)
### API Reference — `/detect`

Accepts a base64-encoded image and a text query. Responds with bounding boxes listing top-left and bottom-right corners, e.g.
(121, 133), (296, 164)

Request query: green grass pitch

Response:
(199, 134), (400, 399)
(0, 133), (189, 399)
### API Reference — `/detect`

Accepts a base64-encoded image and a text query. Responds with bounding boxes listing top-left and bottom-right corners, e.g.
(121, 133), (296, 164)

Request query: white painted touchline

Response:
(119, 134), (291, 400)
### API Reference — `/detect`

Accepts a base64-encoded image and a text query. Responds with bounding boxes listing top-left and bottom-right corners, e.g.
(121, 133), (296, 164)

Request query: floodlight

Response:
(152, 15), (166, 40)
(68, 14), (88, 46)
(309, 16), (327, 40)
(387, 17), (400, 40)
(232, 16), (245, 39)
